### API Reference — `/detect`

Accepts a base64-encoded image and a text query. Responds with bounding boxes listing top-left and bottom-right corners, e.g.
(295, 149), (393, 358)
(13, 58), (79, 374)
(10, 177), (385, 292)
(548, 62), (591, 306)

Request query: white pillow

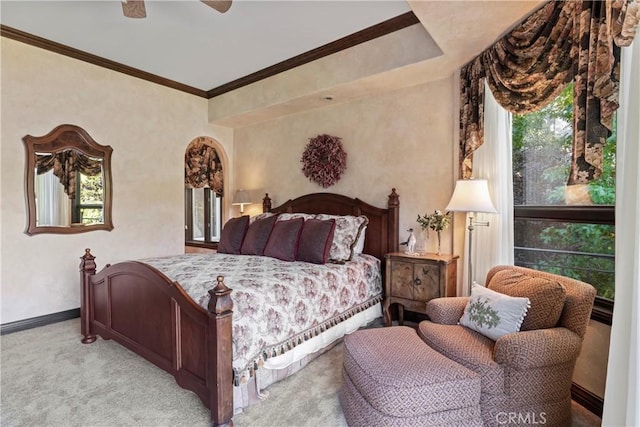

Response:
(459, 283), (530, 341)
(353, 226), (366, 255)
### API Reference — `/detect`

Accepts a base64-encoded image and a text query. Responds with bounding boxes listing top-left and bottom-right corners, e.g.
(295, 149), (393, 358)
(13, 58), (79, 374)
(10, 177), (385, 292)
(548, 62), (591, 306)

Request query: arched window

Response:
(184, 137), (226, 247)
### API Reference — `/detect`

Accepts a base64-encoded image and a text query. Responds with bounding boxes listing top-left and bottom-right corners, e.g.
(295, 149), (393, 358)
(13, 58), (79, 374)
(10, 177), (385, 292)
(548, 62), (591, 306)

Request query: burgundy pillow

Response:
(217, 215), (250, 255)
(297, 219), (336, 264)
(240, 214), (278, 255)
(263, 218), (304, 261)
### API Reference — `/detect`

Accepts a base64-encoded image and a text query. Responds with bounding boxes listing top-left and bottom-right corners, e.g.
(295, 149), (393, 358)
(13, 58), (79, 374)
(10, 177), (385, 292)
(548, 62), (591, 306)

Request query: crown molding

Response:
(206, 11), (420, 98)
(1, 11), (419, 99)
(0, 25), (208, 98)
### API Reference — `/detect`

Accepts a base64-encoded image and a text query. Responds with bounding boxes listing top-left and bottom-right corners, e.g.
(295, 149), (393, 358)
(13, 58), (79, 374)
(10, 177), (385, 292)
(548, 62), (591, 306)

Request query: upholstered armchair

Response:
(417, 265), (596, 427)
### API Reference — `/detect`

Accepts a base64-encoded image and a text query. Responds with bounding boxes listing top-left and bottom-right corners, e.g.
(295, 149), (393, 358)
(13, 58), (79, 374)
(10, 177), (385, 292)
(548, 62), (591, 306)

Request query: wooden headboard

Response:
(262, 189), (399, 261)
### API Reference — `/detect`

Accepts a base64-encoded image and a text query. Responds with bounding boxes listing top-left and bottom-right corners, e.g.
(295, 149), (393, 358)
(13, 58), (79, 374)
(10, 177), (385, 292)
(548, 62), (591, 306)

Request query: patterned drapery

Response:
(459, 0), (639, 181)
(184, 137), (224, 195)
(36, 150), (102, 199)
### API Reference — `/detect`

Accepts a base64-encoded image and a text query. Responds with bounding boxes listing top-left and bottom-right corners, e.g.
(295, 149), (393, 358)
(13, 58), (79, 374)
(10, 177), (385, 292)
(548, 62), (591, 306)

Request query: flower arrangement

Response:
(417, 210), (451, 255)
(300, 134), (347, 188)
(417, 210), (451, 232)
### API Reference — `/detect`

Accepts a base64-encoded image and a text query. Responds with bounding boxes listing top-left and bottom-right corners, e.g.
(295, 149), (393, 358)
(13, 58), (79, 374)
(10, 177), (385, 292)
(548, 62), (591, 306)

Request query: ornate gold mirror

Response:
(23, 124), (113, 235)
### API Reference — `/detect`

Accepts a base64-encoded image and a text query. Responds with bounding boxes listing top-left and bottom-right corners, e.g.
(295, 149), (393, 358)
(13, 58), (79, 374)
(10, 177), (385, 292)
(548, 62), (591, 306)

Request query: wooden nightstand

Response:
(383, 252), (459, 326)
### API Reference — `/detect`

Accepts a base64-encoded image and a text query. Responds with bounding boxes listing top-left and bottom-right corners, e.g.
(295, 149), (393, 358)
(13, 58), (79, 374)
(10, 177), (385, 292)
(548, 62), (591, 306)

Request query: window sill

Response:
(185, 241), (218, 250)
(591, 298), (613, 325)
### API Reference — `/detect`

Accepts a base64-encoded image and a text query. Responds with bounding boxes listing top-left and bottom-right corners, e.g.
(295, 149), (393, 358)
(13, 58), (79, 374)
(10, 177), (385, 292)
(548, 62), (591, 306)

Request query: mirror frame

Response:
(23, 124), (114, 235)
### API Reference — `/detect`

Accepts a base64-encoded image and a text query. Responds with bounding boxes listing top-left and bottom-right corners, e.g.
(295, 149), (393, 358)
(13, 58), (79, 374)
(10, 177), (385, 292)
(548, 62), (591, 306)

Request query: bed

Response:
(79, 189), (399, 426)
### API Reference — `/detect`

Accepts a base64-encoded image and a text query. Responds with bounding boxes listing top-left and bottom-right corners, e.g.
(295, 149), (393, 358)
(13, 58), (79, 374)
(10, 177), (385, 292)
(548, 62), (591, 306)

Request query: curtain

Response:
(36, 150), (102, 199)
(468, 82), (515, 291)
(602, 28), (640, 426)
(35, 169), (70, 226)
(184, 137), (224, 195)
(459, 58), (487, 180)
(459, 0), (639, 182)
(459, 1), (574, 178)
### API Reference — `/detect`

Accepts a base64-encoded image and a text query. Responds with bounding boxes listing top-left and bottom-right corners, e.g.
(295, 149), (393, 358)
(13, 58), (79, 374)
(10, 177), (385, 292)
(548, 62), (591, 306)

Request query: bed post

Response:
(207, 276), (234, 427)
(388, 188), (400, 253)
(263, 193), (272, 212)
(79, 248), (97, 344)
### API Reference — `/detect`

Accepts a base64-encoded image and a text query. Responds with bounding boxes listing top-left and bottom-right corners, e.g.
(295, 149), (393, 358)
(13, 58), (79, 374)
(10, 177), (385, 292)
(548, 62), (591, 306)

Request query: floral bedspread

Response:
(141, 253), (382, 381)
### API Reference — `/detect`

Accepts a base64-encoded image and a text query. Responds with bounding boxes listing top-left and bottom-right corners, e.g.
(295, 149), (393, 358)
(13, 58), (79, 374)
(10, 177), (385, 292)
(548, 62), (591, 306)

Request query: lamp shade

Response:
(232, 189), (251, 206)
(445, 179), (497, 213)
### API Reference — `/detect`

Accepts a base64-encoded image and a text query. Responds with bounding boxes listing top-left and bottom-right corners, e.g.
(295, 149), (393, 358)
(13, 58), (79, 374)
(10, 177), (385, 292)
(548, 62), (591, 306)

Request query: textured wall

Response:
(0, 38), (233, 323)
(233, 77), (457, 255)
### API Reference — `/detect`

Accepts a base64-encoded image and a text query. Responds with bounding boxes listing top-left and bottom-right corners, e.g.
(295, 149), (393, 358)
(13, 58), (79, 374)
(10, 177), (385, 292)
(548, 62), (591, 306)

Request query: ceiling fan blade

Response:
(122, 0), (146, 19)
(201, 0), (232, 14)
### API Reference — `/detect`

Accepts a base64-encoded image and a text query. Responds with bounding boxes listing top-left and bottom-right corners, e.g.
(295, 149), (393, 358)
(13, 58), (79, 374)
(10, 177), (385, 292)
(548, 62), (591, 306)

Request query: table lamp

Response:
(232, 189), (252, 215)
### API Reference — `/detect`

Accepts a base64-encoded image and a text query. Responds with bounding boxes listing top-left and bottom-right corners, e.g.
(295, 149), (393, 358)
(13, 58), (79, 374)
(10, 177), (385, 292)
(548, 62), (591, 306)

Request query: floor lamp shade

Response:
(445, 179), (497, 294)
(445, 179), (497, 214)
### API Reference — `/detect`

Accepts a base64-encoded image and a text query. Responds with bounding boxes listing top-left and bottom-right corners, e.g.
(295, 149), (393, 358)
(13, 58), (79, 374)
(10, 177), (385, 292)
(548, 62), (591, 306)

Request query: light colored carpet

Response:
(0, 319), (601, 427)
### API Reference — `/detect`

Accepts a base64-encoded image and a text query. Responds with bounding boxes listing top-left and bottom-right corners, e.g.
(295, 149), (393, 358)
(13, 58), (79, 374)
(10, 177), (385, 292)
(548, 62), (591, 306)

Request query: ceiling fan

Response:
(121, 1), (232, 19)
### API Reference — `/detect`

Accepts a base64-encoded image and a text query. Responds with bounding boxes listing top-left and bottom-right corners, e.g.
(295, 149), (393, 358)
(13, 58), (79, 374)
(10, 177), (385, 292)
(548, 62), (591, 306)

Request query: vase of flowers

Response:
(417, 210), (451, 255)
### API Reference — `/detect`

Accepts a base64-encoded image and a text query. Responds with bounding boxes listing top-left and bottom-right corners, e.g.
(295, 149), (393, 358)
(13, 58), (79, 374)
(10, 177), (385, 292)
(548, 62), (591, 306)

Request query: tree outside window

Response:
(512, 83), (615, 303)
(73, 171), (104, 224)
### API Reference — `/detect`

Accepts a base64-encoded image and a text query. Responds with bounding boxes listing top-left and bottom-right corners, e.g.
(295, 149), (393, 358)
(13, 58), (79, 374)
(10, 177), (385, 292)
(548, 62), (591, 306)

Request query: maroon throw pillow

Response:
(217, 216), (250, 255)
(240, 214), (278, 255)
(297, 219), (336, 264)
(264, 218), (304, 262)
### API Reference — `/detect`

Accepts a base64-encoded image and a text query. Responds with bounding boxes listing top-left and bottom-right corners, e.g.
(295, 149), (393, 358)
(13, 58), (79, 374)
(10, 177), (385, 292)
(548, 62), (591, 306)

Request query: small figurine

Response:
(400, 228), (417, 255)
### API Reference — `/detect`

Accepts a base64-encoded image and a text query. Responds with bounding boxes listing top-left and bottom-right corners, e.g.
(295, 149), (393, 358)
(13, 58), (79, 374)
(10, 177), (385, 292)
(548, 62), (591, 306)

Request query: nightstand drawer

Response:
(389, 261), (414, 299)
(413, 263), (440, 301)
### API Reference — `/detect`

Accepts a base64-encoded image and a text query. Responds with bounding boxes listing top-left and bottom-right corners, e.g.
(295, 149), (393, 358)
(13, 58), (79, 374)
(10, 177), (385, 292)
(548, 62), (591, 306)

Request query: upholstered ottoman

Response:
(339, 326), (482, 427)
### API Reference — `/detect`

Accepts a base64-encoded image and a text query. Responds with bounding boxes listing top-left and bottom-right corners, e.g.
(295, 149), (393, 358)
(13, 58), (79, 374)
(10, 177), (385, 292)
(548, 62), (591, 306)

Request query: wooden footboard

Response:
(79, 249), (234, 427)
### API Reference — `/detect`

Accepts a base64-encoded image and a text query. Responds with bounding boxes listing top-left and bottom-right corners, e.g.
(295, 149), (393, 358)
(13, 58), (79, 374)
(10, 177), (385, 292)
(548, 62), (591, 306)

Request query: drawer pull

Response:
(414, 277), (422, 286)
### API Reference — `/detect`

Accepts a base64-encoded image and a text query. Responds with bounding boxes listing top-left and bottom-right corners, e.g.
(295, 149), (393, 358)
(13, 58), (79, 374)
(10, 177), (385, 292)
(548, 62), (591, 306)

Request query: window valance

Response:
(460, 0), (639, 183)
(36, 150), (102, 199)
(184, 137), (224, 196)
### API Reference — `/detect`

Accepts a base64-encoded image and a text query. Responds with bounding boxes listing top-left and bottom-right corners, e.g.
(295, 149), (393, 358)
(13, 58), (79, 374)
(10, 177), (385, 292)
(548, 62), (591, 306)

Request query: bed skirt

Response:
(233, 302), (382, 413)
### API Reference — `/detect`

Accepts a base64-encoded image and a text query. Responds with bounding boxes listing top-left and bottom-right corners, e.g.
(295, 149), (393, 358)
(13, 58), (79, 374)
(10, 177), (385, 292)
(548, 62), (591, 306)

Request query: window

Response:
(512, 83), (615, 321)
(184, 137), (225, 248)
(72, 171), (104, 224)
(185, 188), (222, 244)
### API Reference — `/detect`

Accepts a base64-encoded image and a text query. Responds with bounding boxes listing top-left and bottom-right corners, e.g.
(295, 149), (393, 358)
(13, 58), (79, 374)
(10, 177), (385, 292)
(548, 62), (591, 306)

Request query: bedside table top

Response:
(385, 252), (459, 263)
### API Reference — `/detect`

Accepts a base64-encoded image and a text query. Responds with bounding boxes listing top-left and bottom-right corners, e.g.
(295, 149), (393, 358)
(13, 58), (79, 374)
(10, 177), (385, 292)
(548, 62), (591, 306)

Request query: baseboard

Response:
(571, 383), (603, 418)
(0, 308), (80, 335)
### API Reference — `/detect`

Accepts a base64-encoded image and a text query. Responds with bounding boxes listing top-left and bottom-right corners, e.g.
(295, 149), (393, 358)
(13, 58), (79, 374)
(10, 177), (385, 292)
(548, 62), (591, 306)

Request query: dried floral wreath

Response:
(300, 134), (347, 188)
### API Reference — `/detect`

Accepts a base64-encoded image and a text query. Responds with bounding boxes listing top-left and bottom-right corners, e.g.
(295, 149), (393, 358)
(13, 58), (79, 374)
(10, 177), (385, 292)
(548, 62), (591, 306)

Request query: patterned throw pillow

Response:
(263, 218), (305, 262)
(488, 270), (567, 331)
(249, 212), (276, 224)
(217, 216), (250, 255)
(314, 214), (368, 262)
(276, 213), (316, 222)
(297, 219), (336, 264)
(240, 214), (279, 256)
(459, 284), (531, 341)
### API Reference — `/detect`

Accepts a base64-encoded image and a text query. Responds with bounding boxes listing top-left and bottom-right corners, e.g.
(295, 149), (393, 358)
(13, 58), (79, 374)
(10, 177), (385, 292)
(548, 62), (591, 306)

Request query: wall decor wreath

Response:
(300, 134), (347, 188)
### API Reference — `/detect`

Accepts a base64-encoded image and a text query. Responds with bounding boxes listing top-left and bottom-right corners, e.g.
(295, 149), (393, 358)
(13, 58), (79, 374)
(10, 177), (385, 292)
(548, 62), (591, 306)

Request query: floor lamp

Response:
(232, 189), (252, 215)
(445, 179), (497, 294)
